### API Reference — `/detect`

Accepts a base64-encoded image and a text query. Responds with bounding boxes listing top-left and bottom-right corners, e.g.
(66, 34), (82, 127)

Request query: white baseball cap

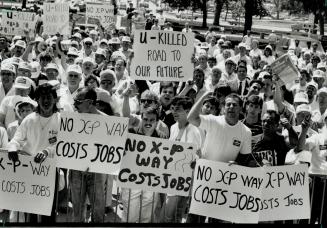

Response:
(13, 76), (32, 89)
(307, 80), (318, 91)
(296, 104), (312, 114)
(313, 69), (325, 78)
(67, 47), (79, 57)
(67, 64), (82, 75)
(1, 63), (16, 75)
(122, 36), (131, 42)
(95, 48), (107, 56)
(14, 40), (26, 49)
(294, 92), (309, 104)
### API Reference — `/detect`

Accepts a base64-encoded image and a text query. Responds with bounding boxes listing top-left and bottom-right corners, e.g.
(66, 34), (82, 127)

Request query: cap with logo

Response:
(122, 36), (131, 43)
(313, 69), (325, 78)
(45, 63), (59, 72)
(67, 64), (82, 75)
(108, 37), (121, 44)
(67, 47), (79, 57)
(295, 104), (312, 114)
(82, 57), (95, 65)
(95, 48), (107, 57)
(1, 63), (16, 75)
(83, 37), (93, 44)
(18, 61), (32, 71)
(14, 76), (32, 89)
(307, 81), (318, 91)
(225, 57), (237, 65)
(294, 92), (309, 104)
(15, 40), (26, 49)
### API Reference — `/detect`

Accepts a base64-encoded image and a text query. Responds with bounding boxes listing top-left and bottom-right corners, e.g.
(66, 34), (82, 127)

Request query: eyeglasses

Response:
(40, 57), (52, 62)
(74, 98), (92, 105)
(68, 55), (77, 58)
(68, 74), (80, 78)
(140, 99), (156, 105)
(1, 72), (14, 77)
(85, 42), (92, 46)
(100, 80), (113, 85)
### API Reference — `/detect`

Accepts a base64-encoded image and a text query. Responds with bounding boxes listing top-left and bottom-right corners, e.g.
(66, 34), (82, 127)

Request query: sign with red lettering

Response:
(0, 154), (56, 216)
(56, 112), (129, 175)
(189, 159), (310, 223)
(117, 133), (197, 196)
(130, 30), (194, 82)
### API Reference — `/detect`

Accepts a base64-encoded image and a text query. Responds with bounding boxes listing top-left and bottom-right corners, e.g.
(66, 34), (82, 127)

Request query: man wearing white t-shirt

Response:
(188, 92), (252, 162)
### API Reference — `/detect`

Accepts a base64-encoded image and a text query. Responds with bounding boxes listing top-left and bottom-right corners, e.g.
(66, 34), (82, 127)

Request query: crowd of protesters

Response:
(0, 2), (326, 224)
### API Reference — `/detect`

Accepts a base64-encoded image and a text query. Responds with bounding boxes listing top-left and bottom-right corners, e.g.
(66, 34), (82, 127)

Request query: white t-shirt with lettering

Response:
(199, 115), (252, 162)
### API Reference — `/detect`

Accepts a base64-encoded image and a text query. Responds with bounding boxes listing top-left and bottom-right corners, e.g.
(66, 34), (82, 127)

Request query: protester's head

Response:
(0, 63), (16, 88)
(159, 82), (176, 107)
(82, 57), (95, 75)
(85, 74), (100, 90)
(225, 58), (236, 74)
(317, 87), (327, 111)
(295, 104), (311, 126)
(237, 64), (247, 81)
(245, 95), (263, 119)
(13, 76), (32, 97)
(67, 64), (82, 88)
(34, 83), (58, 116)
(299, 68), (310, 84)
(222, 93), (243, 124)
(140, 106), (159, 134)
(312, 70), (325, 89)
(121, 36), (131, 51)
(95, 89), (114, 115)
(293, 91), (309, 110)
(140, 90), (160, 111)
(247, 80), (264, 96)
(264, 45), (273, 57)
(44, 63), (59, 80)
(39, 52), (52, 68)
(304, 51), (311, 62)
(306, 81), (318, 100)
(170, 96), (194, 123)
(312, 42), (318, 51)
(83, 37), (93, 50)
(100, 69), (116, 92)
(89, 29), (98, 42)
(258, 71), (273, 94)
(252, 39), (259, 49)
(193, 67), (205, 89)
(74, 87), (97, 113)
(222, 49), (231, 60)
(108, 37), (121, 51)
(201, 96), (220, 115)
(95, 48), (106, 65)
(208, 57), (217, 68)
(17, 61), (32, 78)
(198, 53), (208, 66)
(15, 98), (37, 121)
(262, 110), (280, 136)
(238, 43), (247, 55)
(115, 58), (127, 74)
(211, 67), (222, 85)
(14, 40), (26, 57)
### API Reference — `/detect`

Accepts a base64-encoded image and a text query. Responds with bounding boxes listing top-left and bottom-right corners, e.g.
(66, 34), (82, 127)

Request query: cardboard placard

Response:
(43, 3), (70, 36)
(0, 154), (56, 216)
(0, 11), (37, 36)
(130, 30), (194, 82)
(189, 159), (310, 223)
(117, 133), (196, 196)
(56, 112), (129, 175)
(86, 3), (115, 30)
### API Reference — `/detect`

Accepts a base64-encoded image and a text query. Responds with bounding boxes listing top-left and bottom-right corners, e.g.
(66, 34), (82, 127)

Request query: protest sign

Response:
(259, 164), (310, 221)
(189, 159), (265, 223)
(189, 159), (310, 223)
(0, 11), (37, 36)
(56, 112), (128, 175)
(86, 3), (115, 30)
(43, 3), (69, 36)
(0, 153), (56, 216)
(270, 54), (299, 90)
(130, 30), (194, 82)
(117, 133), (196, 196)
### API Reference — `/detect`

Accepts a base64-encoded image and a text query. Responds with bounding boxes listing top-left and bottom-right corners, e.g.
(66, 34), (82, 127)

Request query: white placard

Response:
(43, 3), (70, 36)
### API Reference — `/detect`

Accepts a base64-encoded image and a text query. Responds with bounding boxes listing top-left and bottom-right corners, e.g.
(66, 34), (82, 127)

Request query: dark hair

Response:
(76, 87), (97, 105)
(208, 57), (217, 63)
(34, 83), (59, 113)
(249, 79), (264, 88)
(171, 95), (194, 111)
(96, 100), (114, 115)
(266, 110), (280, 124)
(213, 85), (232, 99)
(84, 74), (100, 87)
(203, 96), (220, 115)
(193, 68), (205, 78)
(141, 106), (159, 120)
(159, 81), (177, 95)
(115, 57), (127, 67)
(245, 95), (263, 108)
(223, 93), (243, 107)
(237, 63), (247, 72)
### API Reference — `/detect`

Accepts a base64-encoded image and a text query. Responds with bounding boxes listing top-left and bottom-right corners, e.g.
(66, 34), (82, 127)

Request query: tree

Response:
(296, 0), (327, 35)
(22, 0), (27, 9)
(273, 0), (280, 19)
(213, 0), (225, 26)
(243, 0), (268, 34)
(162, 0), (208, 28)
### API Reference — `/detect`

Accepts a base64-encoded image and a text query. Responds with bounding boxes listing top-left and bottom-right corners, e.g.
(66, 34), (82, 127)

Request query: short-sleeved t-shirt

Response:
(252, 134), (289, 166)
(199, 115), (252, 162)
(305, 132), (327, 175)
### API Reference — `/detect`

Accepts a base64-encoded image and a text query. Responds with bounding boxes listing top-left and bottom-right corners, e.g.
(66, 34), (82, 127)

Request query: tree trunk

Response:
(22, 0), (26, 9)
(319, 12), (324, 35)
(276, 0), (280, 20)
(313, 13), (318, 34)
(202, 0), (208, 28)
(213, 0), (224, 26)
(244, 0), (254, 35)
(225, 2), (228, 21)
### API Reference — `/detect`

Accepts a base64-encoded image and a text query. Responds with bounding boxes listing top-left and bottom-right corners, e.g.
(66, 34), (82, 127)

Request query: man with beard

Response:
(7, 83), (60, 224)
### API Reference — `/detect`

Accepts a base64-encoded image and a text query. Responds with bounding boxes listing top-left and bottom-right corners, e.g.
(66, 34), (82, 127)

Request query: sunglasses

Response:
(40, 57), (52, 62)
(1, 72), (14, 77)
(100, 80), (113, 85)
(85, 42), (92, 46)
(68, 74), (80, 78)
(140, 99), (156, 104)
(68, 54), (77, 58)
(74, 98), (92, 105)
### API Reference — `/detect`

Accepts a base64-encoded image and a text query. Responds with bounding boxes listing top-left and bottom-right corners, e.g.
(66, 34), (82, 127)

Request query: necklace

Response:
(39, 115), (53, 130)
